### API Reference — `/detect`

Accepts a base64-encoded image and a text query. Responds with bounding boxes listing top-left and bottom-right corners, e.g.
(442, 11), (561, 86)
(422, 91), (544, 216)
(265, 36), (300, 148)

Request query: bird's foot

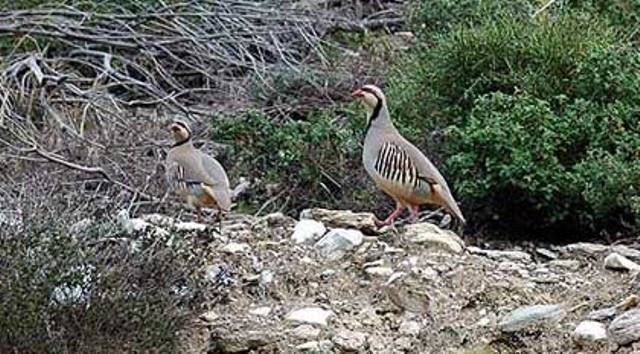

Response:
(408, 206), (420, 224)
(375, 218), (394, 227)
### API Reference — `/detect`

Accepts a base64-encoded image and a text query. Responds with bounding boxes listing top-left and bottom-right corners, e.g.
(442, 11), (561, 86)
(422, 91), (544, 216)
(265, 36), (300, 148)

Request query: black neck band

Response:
(172, 137), (190, 148)
(365, 94), (383, 132)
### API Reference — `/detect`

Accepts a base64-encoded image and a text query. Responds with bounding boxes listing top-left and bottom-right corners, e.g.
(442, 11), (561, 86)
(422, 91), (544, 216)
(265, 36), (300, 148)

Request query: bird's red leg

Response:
(376, 204), (404, 227)
(409, 205), (419, 223)
(196, 205), (203, 223)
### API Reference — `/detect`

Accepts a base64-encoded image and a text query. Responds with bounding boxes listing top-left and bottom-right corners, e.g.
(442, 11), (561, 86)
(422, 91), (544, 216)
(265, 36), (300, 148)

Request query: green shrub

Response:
(408, 0), (534, 36)
(387, 2), (640, 232)
(446, 93), (640, 227)
(402, 14), (615, 112)
(212, 108), (378, 214)
(567, 0), (640, 40)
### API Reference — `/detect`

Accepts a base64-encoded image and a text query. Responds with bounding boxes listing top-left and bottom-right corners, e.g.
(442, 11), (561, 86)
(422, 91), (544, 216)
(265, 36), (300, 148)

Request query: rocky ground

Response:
(121, 209), (640, 354)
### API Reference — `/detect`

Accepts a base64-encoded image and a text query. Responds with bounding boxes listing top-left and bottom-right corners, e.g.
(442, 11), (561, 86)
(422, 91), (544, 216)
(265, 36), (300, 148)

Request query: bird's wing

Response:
(165, 159), (185, 191)
(197, 152), (232, 211)
(373, 141), (427, 194)
(376, 138), (465, 223)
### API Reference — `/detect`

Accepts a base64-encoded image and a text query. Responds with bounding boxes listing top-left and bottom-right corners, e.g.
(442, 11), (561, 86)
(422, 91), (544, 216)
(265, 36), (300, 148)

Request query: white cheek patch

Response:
(365, 94), (378, 106)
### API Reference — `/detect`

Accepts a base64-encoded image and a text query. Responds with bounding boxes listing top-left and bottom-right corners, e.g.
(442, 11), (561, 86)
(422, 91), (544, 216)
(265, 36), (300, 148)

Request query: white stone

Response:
(573, 320), (607, 345)
(222, 242), (250, 254)
(415, 266), (439, 281)
(315, 228), (364, 260)
(404, 222), (464, 254)
(295, 340), (333, 351)
(320, 269), (336, 277)
(300, 208), (377, 232)
(365, 266), (394, 277)
(468, 246), (532, 263)
(199, 310), (219, 322)
(174, 221), (207, 231)
(604, 253), (640, 272)
(292, 219), (326, 244)
(611, 245), (640, 263)
(386, 272), (406, 286)
(363, 259), (384, 268)
(141, 213), (176, 225)
(536, 248), (558, 259)
(333, 329), (367, 351)
(399, 319), (421, 336)
(285, 307), (334, 326)
(291, 324), (321, 339)
(476, 316), (493, 327)
(563, 242), (608, 255)
(260, 270), (274, 284)
(249, 306), (271, 316)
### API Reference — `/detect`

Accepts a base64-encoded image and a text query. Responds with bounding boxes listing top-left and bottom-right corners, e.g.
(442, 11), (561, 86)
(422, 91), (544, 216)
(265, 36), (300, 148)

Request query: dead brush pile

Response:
(0, 1), (342, 216)
(0, 1), (403, 351)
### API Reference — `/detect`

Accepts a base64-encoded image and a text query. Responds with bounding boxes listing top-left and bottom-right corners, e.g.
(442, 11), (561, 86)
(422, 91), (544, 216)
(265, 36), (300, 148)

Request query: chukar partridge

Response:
(165, 120), (231, 222)
(352, 84), (465, 227)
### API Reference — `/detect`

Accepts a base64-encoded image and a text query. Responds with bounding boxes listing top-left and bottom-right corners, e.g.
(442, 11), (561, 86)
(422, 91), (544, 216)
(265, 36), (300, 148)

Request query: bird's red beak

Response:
(351, 89), (365, 98)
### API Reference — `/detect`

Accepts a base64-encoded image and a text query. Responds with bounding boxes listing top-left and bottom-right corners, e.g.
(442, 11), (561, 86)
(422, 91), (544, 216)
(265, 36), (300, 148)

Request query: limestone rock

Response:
(611, 245), (640, 263)
(174, 221), (207, 232)
(385, 273), (431, 314)
(468, 247), (532, 263)
(498, 304), (567, 332)
(572, 320), (607, 345)
(295, 340), (333, 351)
(562, 242), (608, 256)
(586, 307), (617, 322)
(604, 253), (640, 272)
(222, 242), (250, 254)
(300, 208), (378, 233)
(333, 329), (367, 351)
(365, 266), (394, 277)
(292, 219), (326, 244)
(608, 309), (640, 346)
(211, 329), (276, 353)
(199, 310), (219, 322)
(404, 222), (464, 254)
(290, 324), (321, 340)
(536, 248), (558, 260)
(399, 319), (421, 336)
(249, 306), (271, 317)
(285, 307), (333, 326)
(315, 228), (364, 261)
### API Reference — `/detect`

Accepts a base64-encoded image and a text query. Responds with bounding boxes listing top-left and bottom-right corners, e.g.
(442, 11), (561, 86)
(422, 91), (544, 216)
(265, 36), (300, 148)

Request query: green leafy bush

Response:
(399, 14), (615, 112)
(446, 93), (639, 227)
(387, 1), (640, 232)
(567, 0), (640, 40)
(212, 108), (378, 214)
(408, 0), (534, 36)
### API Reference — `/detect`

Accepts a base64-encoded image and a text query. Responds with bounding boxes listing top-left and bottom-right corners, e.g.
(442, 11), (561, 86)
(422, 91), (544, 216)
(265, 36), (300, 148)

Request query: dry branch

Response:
(0, 0), (402, 216)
